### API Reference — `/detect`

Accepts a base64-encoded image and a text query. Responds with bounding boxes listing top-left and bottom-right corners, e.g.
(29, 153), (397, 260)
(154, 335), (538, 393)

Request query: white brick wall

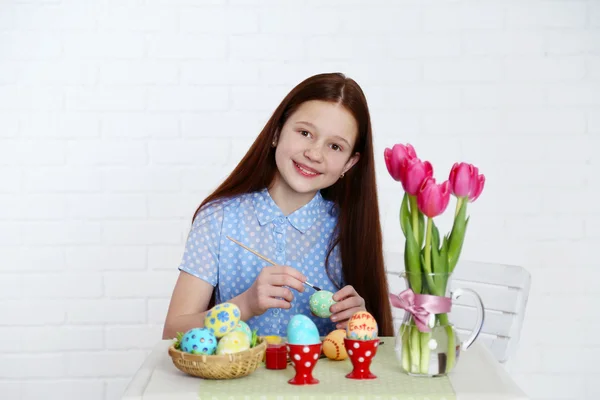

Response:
(0, 1), (598, 399)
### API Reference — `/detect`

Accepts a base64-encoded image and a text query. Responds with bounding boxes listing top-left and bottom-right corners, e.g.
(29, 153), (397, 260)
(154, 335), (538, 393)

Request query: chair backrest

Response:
(384, 251), (531, 364)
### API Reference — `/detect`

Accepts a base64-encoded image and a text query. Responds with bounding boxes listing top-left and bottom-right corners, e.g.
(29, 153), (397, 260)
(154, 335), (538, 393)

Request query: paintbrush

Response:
(226, 235), (322, 291)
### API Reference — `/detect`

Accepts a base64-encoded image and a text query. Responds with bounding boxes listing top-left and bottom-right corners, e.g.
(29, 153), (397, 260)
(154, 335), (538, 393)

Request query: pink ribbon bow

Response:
(389, 289), (452, 332)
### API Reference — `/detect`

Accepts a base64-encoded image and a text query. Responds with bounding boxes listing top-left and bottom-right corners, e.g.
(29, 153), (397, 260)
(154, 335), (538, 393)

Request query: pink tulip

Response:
(417, 177), (451, 218)
(384, 143), (417, 182)
(448, 162), (485, 202)
(469, 174), (485, 202)
(401, 158), (433, 196)
(448, 162), (475, 197)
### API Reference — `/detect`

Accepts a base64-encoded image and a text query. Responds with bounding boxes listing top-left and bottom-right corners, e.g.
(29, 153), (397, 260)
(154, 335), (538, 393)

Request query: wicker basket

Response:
(168, 338), (267, 379)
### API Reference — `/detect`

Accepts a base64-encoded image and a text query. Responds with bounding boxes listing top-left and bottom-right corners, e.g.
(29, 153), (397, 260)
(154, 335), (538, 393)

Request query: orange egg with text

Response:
(346, 311), (378, 340)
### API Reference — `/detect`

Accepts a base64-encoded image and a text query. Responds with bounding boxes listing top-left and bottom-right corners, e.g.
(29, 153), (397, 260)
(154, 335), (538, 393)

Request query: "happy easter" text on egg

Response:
(346, 310), (378, 340)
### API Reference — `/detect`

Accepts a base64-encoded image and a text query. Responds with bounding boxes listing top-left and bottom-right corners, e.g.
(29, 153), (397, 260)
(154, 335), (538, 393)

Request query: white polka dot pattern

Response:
(178, 188), (344, 337)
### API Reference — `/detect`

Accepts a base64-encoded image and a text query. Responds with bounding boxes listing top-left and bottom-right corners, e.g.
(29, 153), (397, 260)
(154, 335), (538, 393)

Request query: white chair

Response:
(384, 251), (531, 365)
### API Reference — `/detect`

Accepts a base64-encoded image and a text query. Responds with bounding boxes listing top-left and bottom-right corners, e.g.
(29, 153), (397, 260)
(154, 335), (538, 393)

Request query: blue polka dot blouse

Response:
(178, 188), (345, 337)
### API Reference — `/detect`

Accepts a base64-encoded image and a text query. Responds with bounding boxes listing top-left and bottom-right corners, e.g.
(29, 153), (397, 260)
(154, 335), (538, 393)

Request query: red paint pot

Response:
(265, 344), (287, 370)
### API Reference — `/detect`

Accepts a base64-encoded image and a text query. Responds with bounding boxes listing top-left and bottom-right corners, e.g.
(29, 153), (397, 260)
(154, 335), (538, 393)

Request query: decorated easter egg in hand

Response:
(231, 320), (252, 343)
(204, 302), (241, 338)
(346, 310), (378, 340)
(287, 314), (321, 345)
(216, 331), (251, 355)
(309, 290), (337, 318)
(322, 329), (348, 360)
(180, 328), (217, 355)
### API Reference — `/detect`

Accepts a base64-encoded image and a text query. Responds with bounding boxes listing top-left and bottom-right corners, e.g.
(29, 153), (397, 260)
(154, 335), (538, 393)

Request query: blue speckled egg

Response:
(287, 314), (321, 345)
(204, 302), (241, 338)
(231, 320), (252, 343)
(180, 328), (217, 355)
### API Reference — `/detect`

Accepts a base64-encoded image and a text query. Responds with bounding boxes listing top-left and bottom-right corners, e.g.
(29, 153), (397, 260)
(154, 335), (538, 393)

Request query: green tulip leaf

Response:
(448, 200), (469, 273)
(439, 236), (450, 293)
(432, 221), (440, 253)
(418, 211), (425, 248)
(420, 251), (435, 294)
(431, 237), (441, 275)
(400, 193), (410, 238)
(404, 221), (422, 294)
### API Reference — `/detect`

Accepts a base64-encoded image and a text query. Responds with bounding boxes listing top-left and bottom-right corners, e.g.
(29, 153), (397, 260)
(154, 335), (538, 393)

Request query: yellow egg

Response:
(204, 302), (241, 338)
(231, 320), (252, 343)
(322, 329), (348, 361)
(262, 335), (283, 345)
(215, 331), (250, 355)
(346, 310), (378, 340)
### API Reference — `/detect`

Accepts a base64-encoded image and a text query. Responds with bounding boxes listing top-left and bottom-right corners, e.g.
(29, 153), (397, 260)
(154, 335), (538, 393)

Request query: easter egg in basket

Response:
(230, 320), (252, 343)
(204, 302), (241, 338)
(180, 327), (217, 355)
(216, 331), (251, 355)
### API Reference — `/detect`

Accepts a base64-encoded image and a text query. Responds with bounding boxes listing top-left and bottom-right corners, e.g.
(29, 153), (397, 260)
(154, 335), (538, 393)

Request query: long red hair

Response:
(193, 73), (393, 336)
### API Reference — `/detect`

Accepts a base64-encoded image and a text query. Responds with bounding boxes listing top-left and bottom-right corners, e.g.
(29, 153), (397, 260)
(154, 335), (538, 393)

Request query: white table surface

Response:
(122, 339), (529, 400)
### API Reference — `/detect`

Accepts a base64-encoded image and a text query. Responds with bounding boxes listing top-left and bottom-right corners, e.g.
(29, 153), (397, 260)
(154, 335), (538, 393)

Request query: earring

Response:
(271, 140), (277, 147)
(340, 172), (345, 178)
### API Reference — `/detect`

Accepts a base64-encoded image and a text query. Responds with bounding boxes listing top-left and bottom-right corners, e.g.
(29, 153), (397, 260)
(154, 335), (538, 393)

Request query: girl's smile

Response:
(293, 161), (322, 178)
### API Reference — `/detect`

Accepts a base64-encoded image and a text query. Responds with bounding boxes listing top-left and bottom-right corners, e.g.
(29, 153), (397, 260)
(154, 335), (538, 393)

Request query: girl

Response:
(162, 72), (393, 339)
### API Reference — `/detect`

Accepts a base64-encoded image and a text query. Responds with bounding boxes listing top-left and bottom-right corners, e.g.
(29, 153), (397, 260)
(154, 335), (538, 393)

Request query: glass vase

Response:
(394, 272), (485, 377)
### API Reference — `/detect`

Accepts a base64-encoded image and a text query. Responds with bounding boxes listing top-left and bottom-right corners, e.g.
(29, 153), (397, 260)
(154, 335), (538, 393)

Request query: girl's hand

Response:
(243, 265), (306, 317)
(329, 285), (366, 329)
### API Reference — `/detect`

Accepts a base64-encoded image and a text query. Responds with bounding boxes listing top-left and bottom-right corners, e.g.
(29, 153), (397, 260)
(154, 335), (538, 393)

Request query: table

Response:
(122, 338), (529, 400)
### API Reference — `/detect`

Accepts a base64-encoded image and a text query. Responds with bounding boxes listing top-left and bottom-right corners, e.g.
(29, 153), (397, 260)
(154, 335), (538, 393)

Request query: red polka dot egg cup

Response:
(286, 343), (322, 385)
(344, 338), (380, 379)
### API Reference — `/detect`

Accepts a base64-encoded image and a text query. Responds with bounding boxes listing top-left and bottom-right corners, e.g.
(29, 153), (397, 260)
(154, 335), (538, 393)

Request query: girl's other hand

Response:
(329, 285), (366, 329)
(243, 265), (306, 317)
